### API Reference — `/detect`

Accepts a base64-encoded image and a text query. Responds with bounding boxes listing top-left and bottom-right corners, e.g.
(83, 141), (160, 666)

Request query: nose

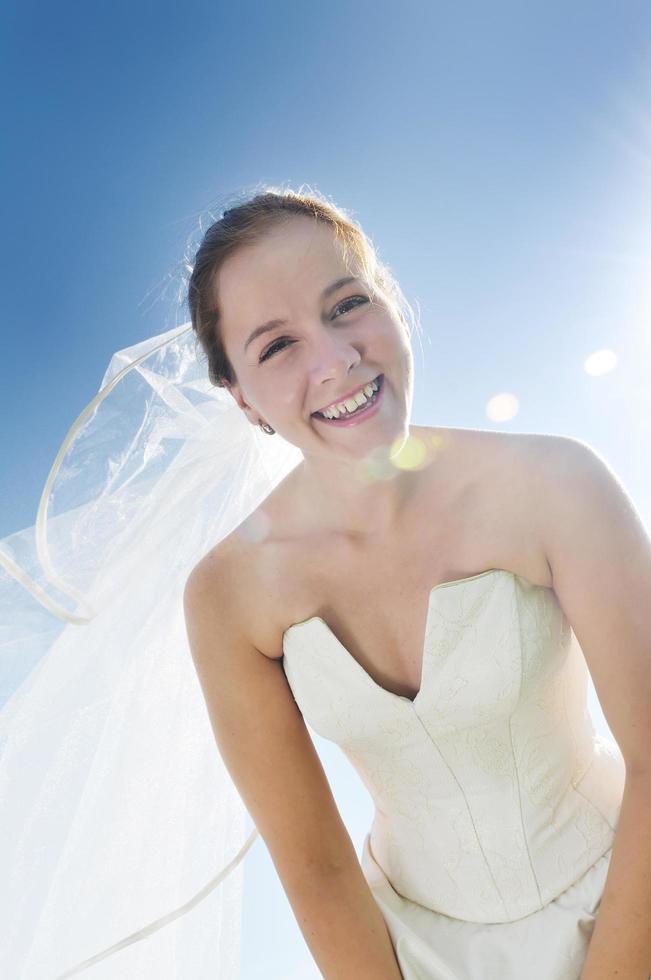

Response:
(308, 325), (362, 387)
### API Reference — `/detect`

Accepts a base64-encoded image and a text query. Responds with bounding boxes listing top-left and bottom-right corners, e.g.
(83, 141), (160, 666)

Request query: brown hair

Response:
(187, 184), (419, 388)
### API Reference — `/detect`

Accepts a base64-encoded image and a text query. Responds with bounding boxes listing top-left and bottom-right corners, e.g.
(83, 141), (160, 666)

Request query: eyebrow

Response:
(243, 276), (359, 353)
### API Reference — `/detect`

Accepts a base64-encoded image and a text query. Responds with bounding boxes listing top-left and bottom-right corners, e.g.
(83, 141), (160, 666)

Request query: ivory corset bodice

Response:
(281, 568), (625, 923)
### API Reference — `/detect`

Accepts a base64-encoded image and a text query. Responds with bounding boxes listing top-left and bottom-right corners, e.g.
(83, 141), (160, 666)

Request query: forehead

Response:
(214, 217), (360, 330)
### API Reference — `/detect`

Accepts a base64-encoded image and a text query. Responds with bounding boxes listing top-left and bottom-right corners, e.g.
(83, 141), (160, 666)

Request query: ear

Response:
(222, 379), (262, 427)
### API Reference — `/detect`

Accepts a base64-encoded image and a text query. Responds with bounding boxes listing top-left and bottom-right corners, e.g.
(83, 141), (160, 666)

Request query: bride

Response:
(2, 186), (650, 979)
(183, 188), (650, 979)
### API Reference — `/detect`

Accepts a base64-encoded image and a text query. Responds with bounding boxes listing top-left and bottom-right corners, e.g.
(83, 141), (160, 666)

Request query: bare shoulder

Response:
(184, 458), (306, 640)
(183, 529), (262, 645)
(184, 531), (237, 606)
(414, 425), (559, 588)
(505, 431), (623, 566)
(413, 423), (563, 495)
(411, 422), (547, 464)
(184, 513), (293, 662)
(484, 428), (565, 589)
(498, 428), (584, 489)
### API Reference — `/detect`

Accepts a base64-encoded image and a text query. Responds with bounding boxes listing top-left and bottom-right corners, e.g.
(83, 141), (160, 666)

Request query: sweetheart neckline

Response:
(282, 567), (541, 706)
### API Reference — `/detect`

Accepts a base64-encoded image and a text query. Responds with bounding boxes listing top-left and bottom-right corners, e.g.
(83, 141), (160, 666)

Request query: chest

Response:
(299, 575), (458, 700)
(265, 434), (548, 699)
(287, 521), (536, 701)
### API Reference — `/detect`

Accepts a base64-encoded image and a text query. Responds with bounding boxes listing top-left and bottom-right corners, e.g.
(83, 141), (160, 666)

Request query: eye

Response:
(258, 296), (370, 363)
(332, 295), (369, 318)
(259, 337), (292, 363)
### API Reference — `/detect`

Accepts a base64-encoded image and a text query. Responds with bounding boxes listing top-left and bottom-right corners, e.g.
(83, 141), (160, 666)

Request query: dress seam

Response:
(415, 713), (509, 919)
(509, 587), (545, 908)
(571, 776), (616, 833)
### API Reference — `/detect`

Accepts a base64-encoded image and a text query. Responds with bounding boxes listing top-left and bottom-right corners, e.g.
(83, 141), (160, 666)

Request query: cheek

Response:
(272, 376), (303, 411)
(405, 346), (414, 385)
(395, 330), (414, 385)
(377, 302), (408, 340)
(384, 315), (412, 357)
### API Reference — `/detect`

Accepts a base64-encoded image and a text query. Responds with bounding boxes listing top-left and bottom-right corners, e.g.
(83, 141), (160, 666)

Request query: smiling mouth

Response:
(312, 374), (384, 421)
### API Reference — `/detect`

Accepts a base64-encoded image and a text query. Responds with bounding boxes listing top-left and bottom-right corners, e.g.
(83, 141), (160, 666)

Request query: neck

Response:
(292, 435), (421, 540)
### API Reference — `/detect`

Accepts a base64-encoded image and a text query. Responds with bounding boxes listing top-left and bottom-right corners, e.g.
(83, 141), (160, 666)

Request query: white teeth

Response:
(319, 378), (380, 419)
(326, 394), (365, 418)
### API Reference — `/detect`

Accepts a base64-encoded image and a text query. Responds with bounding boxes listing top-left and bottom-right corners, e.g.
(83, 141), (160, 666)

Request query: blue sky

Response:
(2, 2), (651, 977)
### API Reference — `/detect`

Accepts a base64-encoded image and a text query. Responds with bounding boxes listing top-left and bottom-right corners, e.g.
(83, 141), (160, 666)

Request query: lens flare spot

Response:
(390, 434), (428, 471)
(356, 444), (401, 483)
(486, 392), (520, 422)
(584, 349), (618, 376)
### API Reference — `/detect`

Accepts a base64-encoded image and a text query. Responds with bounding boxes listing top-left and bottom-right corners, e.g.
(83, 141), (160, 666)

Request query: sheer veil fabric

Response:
(0, 323), (302, 978)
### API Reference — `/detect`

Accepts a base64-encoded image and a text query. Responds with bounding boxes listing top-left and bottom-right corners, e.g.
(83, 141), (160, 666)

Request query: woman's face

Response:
(215, 216), (414, 461)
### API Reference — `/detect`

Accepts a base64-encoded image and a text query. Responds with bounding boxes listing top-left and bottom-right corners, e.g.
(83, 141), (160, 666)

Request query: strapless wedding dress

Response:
(282, 568), (625, 980)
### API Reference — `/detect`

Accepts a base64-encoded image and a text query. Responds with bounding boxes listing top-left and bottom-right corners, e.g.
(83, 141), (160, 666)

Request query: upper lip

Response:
(312, 375), (381, 415)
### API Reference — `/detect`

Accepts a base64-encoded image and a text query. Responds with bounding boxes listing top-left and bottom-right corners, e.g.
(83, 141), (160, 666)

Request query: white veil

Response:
(0, 322), (303, 978)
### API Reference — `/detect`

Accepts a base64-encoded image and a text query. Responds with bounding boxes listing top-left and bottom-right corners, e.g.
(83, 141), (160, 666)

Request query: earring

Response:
(259, 421), (275, 435)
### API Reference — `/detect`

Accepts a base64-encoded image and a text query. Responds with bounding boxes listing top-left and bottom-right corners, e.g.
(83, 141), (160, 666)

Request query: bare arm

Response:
(183, 554), (403, 980)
